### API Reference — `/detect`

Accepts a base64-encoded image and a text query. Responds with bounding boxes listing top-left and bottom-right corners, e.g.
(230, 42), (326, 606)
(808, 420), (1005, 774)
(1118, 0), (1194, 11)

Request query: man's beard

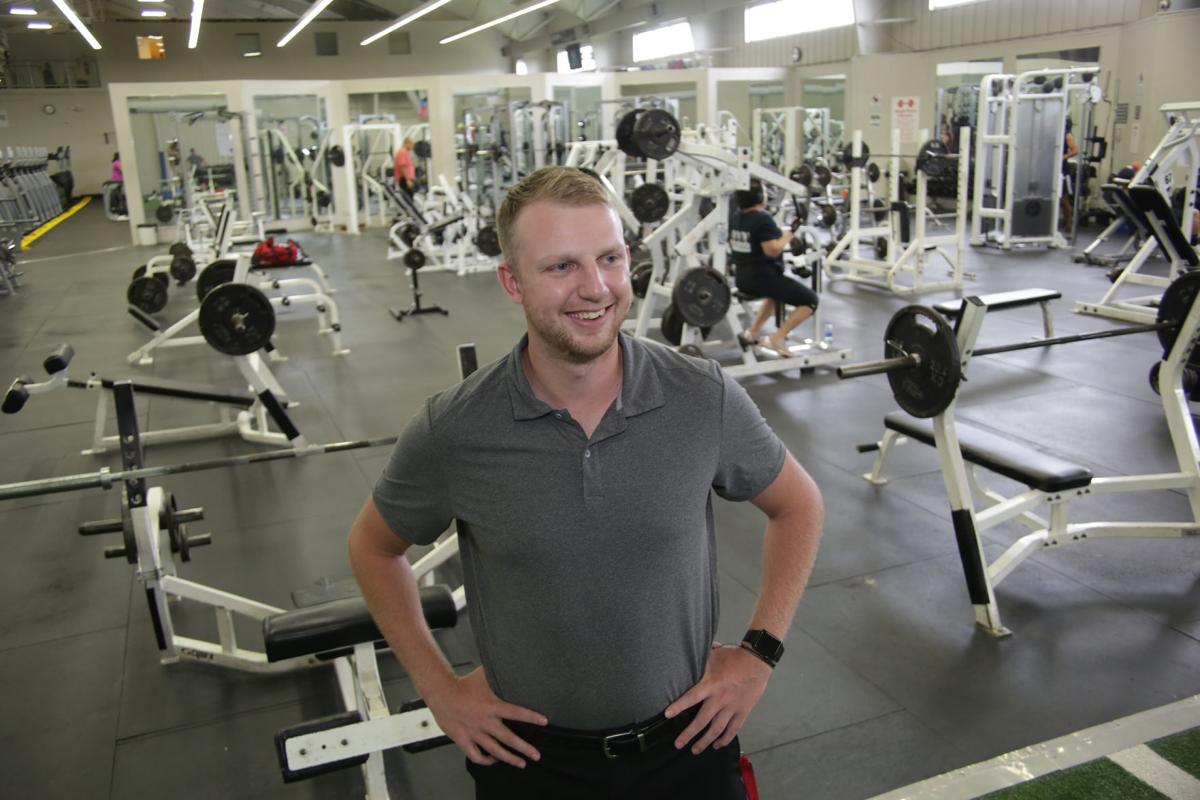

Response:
(527, 306), (622, 364)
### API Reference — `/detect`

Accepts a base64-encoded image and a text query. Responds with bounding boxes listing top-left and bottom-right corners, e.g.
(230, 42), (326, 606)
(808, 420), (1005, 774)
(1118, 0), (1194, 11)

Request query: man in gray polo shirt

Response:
(350, 166), (823, 799)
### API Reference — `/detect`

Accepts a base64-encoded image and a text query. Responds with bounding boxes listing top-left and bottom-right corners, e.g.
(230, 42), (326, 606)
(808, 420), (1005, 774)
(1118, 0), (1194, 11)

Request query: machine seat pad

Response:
(1128, 185), (1200, 267)
(883, 412), (1093, 493)
(934, 289), (1060, 318)
(263, 585), (457, 662)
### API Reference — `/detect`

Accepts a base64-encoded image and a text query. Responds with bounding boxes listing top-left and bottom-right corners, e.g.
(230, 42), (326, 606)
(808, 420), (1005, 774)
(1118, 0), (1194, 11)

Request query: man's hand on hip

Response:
(424, 666), (548, 768)
(664, 643), (771, 754)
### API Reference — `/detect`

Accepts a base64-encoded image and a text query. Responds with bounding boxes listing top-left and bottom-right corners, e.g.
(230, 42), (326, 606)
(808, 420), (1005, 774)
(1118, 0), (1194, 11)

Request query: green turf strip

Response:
(1147, 726), (1200, 781)
(980, 757), (1168, 800)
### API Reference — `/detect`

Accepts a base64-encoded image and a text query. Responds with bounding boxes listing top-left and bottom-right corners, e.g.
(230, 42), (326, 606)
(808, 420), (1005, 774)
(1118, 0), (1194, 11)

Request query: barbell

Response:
(841, 140), (959, 178)
(836, 271), (1200, 418)
(0, 433), (401, 503)
(616, 108), (682, 161)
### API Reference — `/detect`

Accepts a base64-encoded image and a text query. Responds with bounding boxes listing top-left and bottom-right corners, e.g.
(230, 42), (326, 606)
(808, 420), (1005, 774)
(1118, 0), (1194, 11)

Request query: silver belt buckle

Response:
(601, 727), (651, 759)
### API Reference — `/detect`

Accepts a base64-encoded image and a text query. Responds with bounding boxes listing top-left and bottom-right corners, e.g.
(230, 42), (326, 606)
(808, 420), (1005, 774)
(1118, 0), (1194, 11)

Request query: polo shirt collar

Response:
(506, 333), (664, 421)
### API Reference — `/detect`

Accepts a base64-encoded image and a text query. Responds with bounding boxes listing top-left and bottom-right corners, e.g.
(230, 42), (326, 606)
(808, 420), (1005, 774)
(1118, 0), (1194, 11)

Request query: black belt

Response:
(513, 707), (698, 760)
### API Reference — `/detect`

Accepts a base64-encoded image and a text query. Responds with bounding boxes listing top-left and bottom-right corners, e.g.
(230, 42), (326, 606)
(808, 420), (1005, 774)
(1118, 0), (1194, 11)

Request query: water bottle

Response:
(823, 322), (834, 349)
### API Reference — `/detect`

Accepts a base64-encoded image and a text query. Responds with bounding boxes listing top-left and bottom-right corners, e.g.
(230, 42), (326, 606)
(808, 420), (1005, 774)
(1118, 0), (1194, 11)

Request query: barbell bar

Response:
(0, 434), (400, 502)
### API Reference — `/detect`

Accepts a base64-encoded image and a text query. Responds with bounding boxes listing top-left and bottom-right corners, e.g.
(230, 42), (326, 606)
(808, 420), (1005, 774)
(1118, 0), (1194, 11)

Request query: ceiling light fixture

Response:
(188, 0), (203, 48)
(27, 20), (51, 28)
(361, 0), (452, 46)
(277, 0), (335, 48)
(243, 51), (262, 57)
(439, 0), (561, 45)
(50, 0), (101, 49)
(10, 7), (37, 15)
(141, 8), (166, 16)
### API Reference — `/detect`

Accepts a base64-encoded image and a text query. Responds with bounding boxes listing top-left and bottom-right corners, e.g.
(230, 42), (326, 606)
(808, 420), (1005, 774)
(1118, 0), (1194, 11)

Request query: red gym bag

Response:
(739, 753), (761, 799)
(251, 237), (303, 267)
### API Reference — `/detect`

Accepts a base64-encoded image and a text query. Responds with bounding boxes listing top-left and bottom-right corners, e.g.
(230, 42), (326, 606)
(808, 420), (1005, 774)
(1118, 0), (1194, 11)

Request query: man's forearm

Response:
(750, 491), (823, 638)
(349, 536), (459, 699)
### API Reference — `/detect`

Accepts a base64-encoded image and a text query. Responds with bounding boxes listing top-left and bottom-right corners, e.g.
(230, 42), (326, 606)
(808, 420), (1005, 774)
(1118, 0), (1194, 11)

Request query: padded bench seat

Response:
(263, 585), (457, 663)
(884, 412), (1093, 493)
(933, 288), (1061, 318)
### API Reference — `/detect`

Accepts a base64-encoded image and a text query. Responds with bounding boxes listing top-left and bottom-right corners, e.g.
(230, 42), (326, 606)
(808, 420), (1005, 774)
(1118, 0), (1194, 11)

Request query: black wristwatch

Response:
(741, 629), (784, 668)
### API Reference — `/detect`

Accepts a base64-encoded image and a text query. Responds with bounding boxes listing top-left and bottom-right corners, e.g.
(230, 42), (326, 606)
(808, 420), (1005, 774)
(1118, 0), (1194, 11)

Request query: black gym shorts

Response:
(734, 264), (819, 310)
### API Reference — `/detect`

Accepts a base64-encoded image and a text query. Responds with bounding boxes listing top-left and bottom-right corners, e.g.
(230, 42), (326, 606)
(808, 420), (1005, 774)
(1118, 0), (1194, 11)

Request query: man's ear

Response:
(497, 262), (524, 305)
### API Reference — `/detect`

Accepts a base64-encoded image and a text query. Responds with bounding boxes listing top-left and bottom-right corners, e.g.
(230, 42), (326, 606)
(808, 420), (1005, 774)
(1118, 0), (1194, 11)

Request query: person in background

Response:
(1060, 117), (1080, 231)
(111, 153), (123, 183)
(394, 137), (416, 196)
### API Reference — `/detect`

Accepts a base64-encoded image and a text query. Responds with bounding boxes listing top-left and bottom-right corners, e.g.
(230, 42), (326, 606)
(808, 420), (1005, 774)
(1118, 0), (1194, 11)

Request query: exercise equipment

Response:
(842, 271), (1200, 637)
(616, 108), (682, 161)
(838, 272), (1196, 417)
(628, 182), (671, 223)
(841, 139), (958, 177)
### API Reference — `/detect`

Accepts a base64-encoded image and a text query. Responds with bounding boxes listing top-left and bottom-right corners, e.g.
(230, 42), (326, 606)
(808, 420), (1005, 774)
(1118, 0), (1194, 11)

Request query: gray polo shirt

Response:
(373, 333), (786, 730)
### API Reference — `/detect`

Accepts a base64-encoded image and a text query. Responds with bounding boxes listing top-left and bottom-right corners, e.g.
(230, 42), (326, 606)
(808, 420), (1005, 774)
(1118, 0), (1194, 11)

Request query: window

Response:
(388, 31), (412, 55)
(515, 58), (529, 76)
(557, 44), (595, 73)
(236, 33), (262, 58)
(136, 35), (166, 60)
(744, 0), (854, 43)
(314, 31), (338, 56)
(930, 0), (988, 8)
(632, 21), (694, 63)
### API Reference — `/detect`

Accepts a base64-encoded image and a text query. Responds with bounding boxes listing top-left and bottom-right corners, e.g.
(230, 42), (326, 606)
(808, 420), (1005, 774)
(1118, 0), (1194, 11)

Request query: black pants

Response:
(735, 264), (819, 310)
(467, 732), (747, 800)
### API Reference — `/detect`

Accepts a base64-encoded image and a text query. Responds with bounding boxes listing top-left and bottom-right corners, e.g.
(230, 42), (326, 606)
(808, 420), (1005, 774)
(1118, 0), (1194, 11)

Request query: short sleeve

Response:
(372, 400), (454, 545)
(756, 213), (783, 242)
(712, 372), (787, 501)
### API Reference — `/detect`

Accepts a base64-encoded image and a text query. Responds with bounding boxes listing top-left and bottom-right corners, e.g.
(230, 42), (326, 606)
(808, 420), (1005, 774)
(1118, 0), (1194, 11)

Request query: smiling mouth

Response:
(566, 306), (610, 321)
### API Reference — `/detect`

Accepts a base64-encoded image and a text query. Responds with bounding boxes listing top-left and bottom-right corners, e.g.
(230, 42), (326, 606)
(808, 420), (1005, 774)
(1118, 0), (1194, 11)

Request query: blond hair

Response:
(496, 166), (611, 268)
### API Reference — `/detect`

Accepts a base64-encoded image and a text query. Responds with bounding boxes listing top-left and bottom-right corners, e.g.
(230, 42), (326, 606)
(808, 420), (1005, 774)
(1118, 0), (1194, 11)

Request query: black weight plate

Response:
(127, 275), (168, 314)
(820, 205), (838, 227)
(616, 109), (644, 158)
(476, 225), (502, 257)
(198, 282), (276, 356)
(629, 183), (671, 224)
(883, 305), (961, 418)
(874, 236), (888, 260)
(866, 163), (881, 183)
(316, 190), (331, 209)
(169, 255), (196, 282)
(195, 259), (236, 302)
(815, 165), (832, 187)
(790, 237), (808, 257)
(132, 264), (146, 280)
(413, 140), (432, 159)
(404, 249), (427, 270)
(168, 242), (192, 258)
(916, 139), (953, 177)
(631, 262), (653, 299)
(1157, 271), (1200, 365)
(842, 142), (870, 169)
(661, 302), (683, 346)
(631, 109), (681, 161)
(672, 267), (731, 328)
(154, 204), (174, 223)
(400, 224), (420, 248)
(792, 164), (813, 187)
(872, 198), (887, 223)
(328, 145), (345, 167)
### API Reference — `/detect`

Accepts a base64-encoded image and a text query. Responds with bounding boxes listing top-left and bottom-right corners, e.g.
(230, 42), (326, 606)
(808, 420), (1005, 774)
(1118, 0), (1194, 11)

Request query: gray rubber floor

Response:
(1, 202), (1197, 800)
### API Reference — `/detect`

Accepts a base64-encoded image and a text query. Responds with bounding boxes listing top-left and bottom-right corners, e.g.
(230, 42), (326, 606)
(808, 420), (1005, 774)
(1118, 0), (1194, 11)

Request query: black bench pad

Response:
(1128, 185), (1199, 267)
(934, 289), (1060, 318)
(263, 585), (457, 662)
(884, 412), (1093, 493)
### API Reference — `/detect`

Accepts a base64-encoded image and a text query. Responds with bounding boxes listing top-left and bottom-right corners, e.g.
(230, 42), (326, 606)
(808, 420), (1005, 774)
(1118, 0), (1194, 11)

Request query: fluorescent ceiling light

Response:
(243, 51), (262, 57)
(148, 34), (163, 39)
(27, 20), (51, 28)
(440, 0), (561, 45)
(361, 0), (452, 46)
(277, 0), (335, 47)
(141, 8), (166, 16)
(188, 0), (203, 48)
(10, 7), (37, 15)
(50, 0), (101, 49)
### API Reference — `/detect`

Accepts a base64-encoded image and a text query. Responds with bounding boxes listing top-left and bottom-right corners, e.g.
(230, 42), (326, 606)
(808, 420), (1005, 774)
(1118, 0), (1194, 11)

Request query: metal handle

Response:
(837, 354), (921, 379)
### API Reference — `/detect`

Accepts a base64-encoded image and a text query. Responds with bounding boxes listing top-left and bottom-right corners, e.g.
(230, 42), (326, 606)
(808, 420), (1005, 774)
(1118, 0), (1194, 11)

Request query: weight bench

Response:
(864, 412), (1093, 493)
(933, 288), (1060, 338)
(264, 587), (459, 790)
